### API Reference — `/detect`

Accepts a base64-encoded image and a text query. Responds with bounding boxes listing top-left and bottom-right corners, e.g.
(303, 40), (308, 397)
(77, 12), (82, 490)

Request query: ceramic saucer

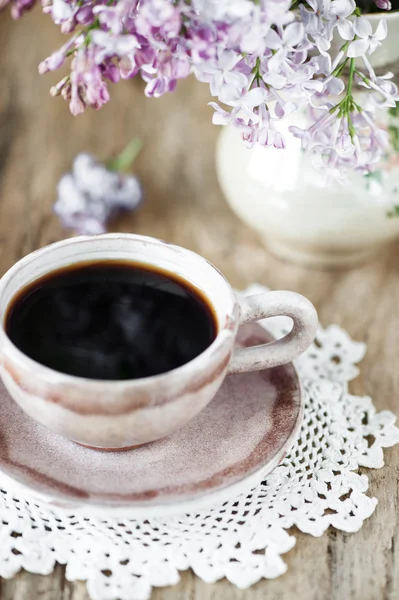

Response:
(0, 322), (303, 518)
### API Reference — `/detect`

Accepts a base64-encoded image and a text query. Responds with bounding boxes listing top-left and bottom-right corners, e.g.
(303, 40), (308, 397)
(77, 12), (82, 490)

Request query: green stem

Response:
(332, 57), (349, 78)
(354, 69), (370, 85)
(107, 137), (143, 173)
(347, 57), (356, 97)
(250, 57), (262, 88)
(330, 57), (362, 139)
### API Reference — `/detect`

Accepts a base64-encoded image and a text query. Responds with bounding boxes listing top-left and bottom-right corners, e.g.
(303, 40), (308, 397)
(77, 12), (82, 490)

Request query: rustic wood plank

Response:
(0, 7), (399, 600)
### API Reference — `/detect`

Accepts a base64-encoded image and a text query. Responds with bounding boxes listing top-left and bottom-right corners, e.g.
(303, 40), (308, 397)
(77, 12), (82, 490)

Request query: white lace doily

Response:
(0, 284), (398, 600)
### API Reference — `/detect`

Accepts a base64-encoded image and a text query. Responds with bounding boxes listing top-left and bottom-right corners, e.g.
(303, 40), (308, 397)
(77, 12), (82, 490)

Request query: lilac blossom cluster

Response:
(54, 153), (142, 233)
(2, 0), (398, 180)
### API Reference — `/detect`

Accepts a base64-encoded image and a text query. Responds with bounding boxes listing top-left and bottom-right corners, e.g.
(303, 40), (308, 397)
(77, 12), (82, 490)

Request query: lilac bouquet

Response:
(2, 0), (398, 180)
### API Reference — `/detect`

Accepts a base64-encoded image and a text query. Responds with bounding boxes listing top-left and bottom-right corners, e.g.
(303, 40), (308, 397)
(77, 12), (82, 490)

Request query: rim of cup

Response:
(0, 233), (238, 389)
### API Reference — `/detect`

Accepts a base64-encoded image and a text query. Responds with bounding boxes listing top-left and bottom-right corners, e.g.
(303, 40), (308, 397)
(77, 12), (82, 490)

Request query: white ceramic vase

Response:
(216, 9), (399, 269)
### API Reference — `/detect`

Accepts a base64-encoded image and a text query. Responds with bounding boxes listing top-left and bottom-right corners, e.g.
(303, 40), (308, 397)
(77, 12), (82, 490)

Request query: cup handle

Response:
(227, 291), (318, 375)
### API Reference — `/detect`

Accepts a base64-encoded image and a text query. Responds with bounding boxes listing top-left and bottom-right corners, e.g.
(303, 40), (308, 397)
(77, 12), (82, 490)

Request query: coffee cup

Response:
(0, 234), (318, 449)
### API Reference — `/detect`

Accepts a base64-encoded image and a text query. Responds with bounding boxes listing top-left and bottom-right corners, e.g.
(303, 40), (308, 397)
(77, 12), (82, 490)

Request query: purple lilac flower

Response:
(2, 0), (398, 181)
(290, 107), (389, 182)
(54, 153), (142, 234)
(375, 0), (392, 9)
(2, 0), (36, 18)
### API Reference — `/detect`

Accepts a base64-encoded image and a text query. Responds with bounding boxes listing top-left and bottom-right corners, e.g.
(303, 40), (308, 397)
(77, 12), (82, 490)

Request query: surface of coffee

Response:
(5, 262), (217, 380)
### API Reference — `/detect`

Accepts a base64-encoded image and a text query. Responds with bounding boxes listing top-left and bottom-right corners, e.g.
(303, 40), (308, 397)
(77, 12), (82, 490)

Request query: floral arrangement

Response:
(1, 0), (398, 180)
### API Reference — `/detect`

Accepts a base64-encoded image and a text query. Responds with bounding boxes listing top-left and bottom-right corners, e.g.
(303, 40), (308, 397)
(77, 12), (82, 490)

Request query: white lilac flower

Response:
(300, 0), (336, 54)
(194, 49), (247, 96)
(192, 0), (254, 22)
(239, 103), (286, 149)
(50, 0), (73, 24)
(54, 153), (142, 235)
(356, 70), (398, 108)
(93, 0), (134, 34)
(329, 0), (356, 40)
(290, 108), (389, 181)
(348, 17), (388, 56)
(265, 22), (306, 71)
(218, 86), (269, 123)
(91, 30), (138, 64)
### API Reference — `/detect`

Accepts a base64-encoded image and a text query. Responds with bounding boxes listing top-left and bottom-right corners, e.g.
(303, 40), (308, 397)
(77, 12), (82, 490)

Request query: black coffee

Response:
(5, 262), (217, 380)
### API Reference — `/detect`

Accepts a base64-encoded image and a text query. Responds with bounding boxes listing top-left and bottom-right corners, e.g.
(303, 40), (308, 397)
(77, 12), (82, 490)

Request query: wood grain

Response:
(1, 7), (399, 600)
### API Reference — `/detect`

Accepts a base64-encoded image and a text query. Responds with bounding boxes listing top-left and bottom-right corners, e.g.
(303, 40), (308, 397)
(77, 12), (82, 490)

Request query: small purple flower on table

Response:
(54, 140), (142, 235)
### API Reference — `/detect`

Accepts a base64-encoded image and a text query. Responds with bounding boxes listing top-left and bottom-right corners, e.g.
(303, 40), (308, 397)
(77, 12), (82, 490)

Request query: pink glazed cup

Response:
(0, 234), (318, 449)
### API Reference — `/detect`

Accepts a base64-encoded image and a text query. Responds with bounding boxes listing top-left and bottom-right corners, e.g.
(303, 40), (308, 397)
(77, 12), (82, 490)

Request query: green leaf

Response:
(389, 103), (399, 119)
(387, 205), (399, 218)
(107, 137), (142, 173)
(388, 125), (399, 153)
(364, 170), (383, 185)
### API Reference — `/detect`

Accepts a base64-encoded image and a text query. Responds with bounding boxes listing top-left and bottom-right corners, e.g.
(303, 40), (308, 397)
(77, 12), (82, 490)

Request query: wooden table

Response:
(1, 8), (399, 600)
